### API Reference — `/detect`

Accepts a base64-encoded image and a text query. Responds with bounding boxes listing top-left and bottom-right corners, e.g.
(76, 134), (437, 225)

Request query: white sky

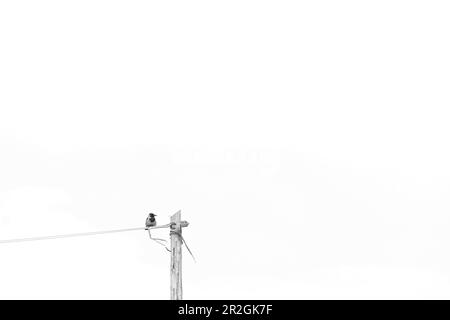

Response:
(1, 1), (450, 299)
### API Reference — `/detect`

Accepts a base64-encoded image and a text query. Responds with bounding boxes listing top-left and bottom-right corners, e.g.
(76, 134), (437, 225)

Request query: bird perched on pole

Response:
(145, 213), (157, 229)
(145, 213), (169, 251)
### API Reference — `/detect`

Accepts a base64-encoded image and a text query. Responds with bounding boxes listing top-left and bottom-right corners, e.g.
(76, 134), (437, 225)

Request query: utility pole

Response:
(0, 210), (191, 300)
(170, 210), (188, 300)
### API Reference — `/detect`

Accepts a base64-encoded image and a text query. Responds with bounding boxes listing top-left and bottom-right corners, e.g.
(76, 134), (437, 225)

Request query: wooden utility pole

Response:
(170, 210), (183, 300)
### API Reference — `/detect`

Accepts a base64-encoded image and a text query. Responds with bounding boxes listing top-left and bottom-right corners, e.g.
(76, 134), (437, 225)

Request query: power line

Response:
(0, 222), (195, 262)
(0, 226), (146, 244)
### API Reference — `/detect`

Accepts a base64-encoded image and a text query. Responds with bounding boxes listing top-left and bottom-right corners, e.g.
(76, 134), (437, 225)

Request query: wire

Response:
(0, 227), (146, 244)
(170, 231), (196, 263)
(147, 229), (171, 252)
(0, 223), (195, 262)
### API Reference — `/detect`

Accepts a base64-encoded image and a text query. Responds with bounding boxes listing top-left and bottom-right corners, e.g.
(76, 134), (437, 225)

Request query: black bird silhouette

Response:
(145, 213), (157, 229)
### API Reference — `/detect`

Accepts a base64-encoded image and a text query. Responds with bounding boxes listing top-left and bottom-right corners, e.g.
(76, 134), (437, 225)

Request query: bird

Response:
(145, 213), (157, 229)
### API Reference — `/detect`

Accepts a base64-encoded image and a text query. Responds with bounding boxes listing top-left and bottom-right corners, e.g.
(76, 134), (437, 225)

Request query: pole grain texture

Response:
(170, 210), (183, 300)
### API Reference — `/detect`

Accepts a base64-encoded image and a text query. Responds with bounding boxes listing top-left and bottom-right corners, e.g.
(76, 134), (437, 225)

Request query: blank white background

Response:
(1, 1), (450, 299)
